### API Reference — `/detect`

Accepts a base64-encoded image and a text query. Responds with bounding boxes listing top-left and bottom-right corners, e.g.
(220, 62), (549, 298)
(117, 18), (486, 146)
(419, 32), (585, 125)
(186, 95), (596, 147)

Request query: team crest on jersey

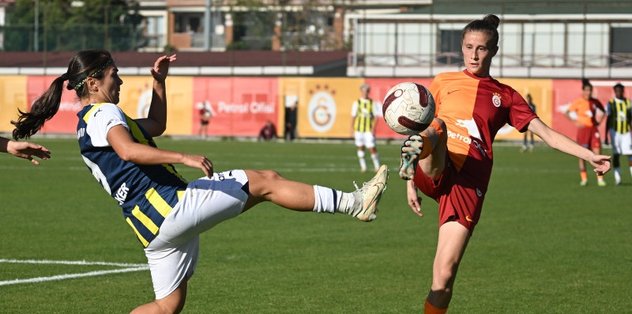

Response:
(492, 93), (502, 108)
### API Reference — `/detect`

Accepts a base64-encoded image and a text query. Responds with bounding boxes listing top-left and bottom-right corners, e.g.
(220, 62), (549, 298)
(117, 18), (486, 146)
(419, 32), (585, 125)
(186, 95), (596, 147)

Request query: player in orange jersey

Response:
(398, 15), (611, 314)
(565, 79), (607, 186)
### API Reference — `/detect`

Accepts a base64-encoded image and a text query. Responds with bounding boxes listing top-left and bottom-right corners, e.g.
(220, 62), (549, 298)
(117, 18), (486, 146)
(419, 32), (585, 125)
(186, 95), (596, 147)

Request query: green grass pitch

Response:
(0, 138), (630, 313)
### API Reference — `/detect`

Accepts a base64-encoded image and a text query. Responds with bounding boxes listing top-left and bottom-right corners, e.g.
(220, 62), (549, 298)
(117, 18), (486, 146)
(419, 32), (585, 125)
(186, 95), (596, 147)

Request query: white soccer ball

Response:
(382, 82), (435, 135)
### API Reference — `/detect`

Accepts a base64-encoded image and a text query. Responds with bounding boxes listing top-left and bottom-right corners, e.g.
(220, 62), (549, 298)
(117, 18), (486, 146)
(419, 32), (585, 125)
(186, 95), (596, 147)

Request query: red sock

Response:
(424, 299), (448, 314)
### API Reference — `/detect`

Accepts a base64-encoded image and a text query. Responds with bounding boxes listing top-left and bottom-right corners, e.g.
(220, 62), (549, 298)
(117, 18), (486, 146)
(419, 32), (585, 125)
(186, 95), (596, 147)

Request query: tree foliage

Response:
(3, 0), (143, 51)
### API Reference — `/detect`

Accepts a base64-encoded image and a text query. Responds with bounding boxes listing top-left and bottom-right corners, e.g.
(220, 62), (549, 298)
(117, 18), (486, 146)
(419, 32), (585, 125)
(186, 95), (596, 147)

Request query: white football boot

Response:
(350, 164), (388, 222)
(399, 135), (424, 180)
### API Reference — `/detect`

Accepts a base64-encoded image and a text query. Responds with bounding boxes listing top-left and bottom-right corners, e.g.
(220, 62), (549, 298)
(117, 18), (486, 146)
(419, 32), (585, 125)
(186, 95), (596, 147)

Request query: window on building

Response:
(610, 26), (632, 66)
(437, 29), (461, 65)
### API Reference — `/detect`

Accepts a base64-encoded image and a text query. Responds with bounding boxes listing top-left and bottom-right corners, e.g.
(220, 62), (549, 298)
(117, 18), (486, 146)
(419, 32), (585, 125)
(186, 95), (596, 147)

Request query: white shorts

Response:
(609, 130), (632, 155)
(144, 170), (250, 300)
(354, 131), (376, 148)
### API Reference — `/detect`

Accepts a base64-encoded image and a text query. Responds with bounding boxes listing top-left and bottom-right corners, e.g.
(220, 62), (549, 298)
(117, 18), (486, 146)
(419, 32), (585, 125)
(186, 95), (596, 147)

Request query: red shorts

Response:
(413, 157), (487, 232)
(576, 126), (601, 149)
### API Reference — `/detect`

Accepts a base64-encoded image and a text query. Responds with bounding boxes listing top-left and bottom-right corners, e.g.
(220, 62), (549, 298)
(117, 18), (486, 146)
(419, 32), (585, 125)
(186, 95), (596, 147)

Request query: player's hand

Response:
(151, 54), (177, 82)
(589, 154), (611, 176)
(182, 154), (213, 177)
(406, 180), (423, 217)
(6, 140), (51, 165)
(402, 134), (423, 155)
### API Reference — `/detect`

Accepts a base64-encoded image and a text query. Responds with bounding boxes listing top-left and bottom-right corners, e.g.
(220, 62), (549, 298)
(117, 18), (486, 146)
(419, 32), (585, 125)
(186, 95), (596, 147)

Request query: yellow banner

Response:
(497, 78), (553, 141)
(0, 76), (28, 133)
(117, 76), (193, 135)
(279, 77), (366, 138)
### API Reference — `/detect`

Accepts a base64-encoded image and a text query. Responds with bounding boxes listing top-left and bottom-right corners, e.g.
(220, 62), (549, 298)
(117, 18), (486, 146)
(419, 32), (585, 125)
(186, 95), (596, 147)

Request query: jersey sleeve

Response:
(86, 104), (129, 147)
(350, 101), (358, 117)
(372, 100), (383, 117)
(508, 89), (538, 133)
(428, 75), (443, 115)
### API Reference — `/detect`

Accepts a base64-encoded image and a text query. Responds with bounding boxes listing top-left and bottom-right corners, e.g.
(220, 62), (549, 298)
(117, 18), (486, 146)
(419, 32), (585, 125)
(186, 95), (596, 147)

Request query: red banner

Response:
(28, 76), (82, 135)
(193, 77), (279, 137)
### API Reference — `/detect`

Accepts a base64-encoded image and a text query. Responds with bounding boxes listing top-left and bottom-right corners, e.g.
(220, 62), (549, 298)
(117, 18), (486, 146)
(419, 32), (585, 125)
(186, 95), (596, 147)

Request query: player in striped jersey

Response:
(398, 15), (611, 314)
(351, 83), (381, 172)
(605, 83), (632, 185)
(0, 136), (50, 165)
(12, 50), (388, 314)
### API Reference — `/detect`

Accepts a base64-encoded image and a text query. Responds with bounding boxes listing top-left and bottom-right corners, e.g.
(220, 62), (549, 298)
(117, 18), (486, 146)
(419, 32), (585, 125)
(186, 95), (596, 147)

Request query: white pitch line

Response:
(0, 267), (148, 287)
(0, 259), (147, 268)
(0, 259), (149, 287)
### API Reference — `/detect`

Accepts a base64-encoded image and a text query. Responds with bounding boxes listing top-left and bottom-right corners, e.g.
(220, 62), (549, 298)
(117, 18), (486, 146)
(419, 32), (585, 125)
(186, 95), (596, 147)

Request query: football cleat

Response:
(350, 164), (388, 222)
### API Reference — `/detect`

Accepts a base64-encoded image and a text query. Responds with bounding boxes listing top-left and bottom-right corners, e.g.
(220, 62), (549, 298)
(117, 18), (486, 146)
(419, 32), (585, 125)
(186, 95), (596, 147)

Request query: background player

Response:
(605, 82), (632, 185)
(12, 50), (388, 314)
(565, 79), (607, 186)
(520, 93), (537, 152)
(399, 15), (611, 314)
(351, 83), (381, 172)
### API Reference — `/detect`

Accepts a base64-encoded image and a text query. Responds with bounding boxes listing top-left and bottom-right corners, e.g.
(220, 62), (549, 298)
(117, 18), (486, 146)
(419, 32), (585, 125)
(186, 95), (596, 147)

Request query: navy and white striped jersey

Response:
(77, 103), (187, 247)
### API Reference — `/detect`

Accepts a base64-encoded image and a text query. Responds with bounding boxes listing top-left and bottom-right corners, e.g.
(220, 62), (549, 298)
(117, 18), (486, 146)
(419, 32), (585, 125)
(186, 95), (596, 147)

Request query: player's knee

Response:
(260, 169), (283, 182)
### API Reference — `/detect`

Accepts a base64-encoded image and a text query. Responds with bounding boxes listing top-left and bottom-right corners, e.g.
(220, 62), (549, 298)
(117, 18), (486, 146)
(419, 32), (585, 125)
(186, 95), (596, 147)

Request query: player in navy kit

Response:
(12, 50), (388, 314)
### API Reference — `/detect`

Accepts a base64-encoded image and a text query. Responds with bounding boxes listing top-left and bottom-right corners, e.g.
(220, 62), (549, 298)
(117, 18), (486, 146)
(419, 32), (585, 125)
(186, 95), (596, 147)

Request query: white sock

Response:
(312, 185), (355, 214)
(614, 168), (621, 184)
(357, 150), (367, 171)
(629, 166), (632, 179)
(371, 153), (380, 171)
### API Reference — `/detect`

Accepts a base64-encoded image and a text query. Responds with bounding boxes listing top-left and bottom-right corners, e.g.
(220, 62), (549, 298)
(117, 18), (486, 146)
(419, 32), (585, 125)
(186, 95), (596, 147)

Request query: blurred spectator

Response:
(258, 120), (277, 141)
(285, 100), (298, 141)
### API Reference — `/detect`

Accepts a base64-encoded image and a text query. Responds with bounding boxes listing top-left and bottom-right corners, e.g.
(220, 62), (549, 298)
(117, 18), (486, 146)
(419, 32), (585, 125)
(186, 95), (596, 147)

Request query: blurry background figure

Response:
(196, 100), (214, 139)
(351, 83), (381, 172)
(285, 99), (298, 142)
(565, 78), (607, 186)
(136, 83), (152, 118)
(521, 94), (537, 152)
(258, 120), (277, 141)
(605, 82), (632, 185)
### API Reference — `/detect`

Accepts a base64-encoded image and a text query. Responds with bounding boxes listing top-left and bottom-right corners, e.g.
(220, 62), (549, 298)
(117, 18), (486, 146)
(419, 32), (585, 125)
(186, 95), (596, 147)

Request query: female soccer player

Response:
(399, 15), (611, 313)
(0, 136), (50, 164)
(565, 79), (607, 186)
(12, 50), (388, 314)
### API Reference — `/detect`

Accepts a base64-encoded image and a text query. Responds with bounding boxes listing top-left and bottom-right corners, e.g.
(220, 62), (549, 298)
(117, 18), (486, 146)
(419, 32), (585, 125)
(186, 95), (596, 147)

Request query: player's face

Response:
(462, 31), (497, 77)
(582, 85), (592, 99)
(95, 65), (123, 104)
(614, 86), (624, 99)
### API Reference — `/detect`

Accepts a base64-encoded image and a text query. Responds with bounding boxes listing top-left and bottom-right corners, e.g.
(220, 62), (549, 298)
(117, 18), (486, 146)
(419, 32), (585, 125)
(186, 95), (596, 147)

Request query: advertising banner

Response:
(118, 76), (194, 136)
(496, 78), (554, 141)
(27, 76), (83, 135)
(193, 77), (278, 137)
(0, 76), (28, 133)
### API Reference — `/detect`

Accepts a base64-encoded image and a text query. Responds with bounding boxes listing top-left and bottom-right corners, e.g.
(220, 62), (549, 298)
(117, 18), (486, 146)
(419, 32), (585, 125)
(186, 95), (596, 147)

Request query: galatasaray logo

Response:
(492, 92), (502, 108)
(308, 85), (337, 132)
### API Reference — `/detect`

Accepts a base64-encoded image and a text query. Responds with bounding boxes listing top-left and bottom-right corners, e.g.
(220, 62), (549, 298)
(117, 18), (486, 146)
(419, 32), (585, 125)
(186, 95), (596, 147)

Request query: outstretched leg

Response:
(243, 167), (388, 222)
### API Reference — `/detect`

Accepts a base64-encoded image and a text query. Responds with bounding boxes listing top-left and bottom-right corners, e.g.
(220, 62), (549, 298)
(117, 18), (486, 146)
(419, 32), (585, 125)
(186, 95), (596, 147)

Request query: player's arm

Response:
(135, 55), (176, 137)
(0, 136), (51, 165)
(107, 125), (213, 177)
(528, 118), (610, 175)
(406, 179), (423, 217)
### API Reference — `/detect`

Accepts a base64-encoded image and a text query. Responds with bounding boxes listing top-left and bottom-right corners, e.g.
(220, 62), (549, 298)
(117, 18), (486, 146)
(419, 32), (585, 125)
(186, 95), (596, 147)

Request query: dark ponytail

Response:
(462, 14), (501, 47)
(12, 50), (113, 139)
(12, 75), (66, 139)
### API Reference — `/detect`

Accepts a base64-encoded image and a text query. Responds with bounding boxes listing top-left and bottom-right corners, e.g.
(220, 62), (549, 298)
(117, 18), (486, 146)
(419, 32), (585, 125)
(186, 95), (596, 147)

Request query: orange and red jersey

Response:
(428, 70), (537, 188)
(568, 97), (605, 128)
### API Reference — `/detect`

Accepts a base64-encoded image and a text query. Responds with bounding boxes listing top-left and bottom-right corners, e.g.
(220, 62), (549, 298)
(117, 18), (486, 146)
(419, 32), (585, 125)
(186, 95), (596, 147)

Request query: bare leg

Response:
(242, 169), (315, 211)
(131, 279), (188, 314)
(426, 221), (471, 309)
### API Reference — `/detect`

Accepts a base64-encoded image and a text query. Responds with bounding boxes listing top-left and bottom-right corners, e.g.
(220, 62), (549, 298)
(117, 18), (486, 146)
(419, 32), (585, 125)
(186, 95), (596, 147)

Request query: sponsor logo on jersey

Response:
(115, 182), (130, 205)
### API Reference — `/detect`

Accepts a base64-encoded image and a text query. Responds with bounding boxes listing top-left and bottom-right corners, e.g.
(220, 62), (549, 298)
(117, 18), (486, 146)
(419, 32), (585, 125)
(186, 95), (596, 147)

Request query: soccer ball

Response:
(382, 82), (435, 135)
